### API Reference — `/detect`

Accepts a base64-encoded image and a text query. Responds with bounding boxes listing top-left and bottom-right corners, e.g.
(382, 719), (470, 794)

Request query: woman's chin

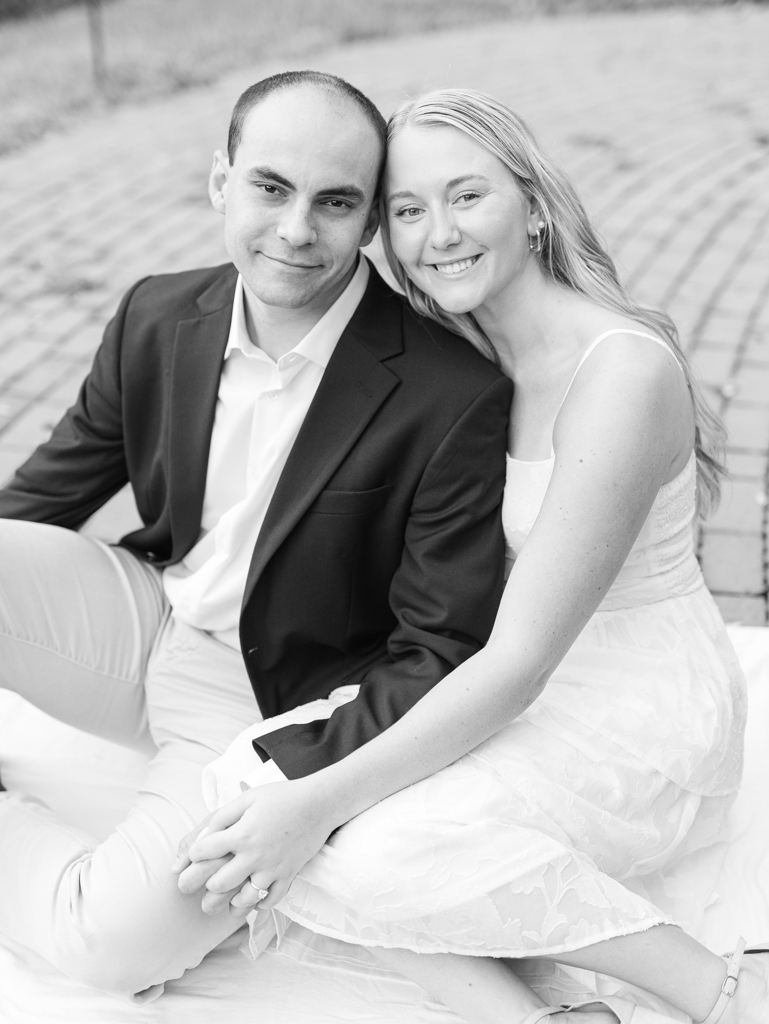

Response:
(421, 281), (482, 316)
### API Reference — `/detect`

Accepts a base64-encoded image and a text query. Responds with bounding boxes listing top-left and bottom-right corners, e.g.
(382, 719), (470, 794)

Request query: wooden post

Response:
(85, 0), (108, 95)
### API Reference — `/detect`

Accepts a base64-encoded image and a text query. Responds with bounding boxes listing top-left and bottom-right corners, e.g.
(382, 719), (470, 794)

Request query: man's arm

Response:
(0, 280), (146, 528)
(255, 374), (513, 778)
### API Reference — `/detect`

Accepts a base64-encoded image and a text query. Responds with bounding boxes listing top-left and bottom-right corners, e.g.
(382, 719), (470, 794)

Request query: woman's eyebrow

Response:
(445, 174), (490, 190)
(388, 175), (491, 203)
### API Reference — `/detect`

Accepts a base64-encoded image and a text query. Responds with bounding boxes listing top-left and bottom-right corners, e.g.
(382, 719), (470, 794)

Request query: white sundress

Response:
(205, 330), (747, 967)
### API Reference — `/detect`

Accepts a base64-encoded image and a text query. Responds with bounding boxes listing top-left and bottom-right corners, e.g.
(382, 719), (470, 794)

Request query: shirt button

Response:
(265, 390), (279, 400)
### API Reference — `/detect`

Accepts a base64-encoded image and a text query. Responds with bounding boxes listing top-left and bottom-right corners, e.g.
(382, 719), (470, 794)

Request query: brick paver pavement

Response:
(1, 5), (768, 621)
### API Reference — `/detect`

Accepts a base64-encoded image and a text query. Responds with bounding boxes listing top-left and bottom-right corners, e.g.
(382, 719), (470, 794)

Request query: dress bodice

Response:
(501, 328), (704, 610)
(502, 449), (703, 609)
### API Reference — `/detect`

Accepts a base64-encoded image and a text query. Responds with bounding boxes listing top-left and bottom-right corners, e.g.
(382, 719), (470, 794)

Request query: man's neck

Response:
(242, 262), (357, 362)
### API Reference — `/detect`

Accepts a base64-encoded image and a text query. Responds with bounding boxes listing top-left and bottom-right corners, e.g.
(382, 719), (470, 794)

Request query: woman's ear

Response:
(526, 196), (543, 233)
(209, 150), (230, 215)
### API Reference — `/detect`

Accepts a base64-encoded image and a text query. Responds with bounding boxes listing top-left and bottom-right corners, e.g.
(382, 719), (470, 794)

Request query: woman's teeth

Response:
(433, 256), (480, 276)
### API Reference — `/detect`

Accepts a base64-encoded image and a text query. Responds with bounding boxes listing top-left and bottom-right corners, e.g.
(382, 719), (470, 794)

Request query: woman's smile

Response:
(430, 253), (484, 276)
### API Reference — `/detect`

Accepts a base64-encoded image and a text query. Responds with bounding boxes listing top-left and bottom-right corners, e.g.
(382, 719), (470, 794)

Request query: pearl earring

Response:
(529, 221), (546, 253)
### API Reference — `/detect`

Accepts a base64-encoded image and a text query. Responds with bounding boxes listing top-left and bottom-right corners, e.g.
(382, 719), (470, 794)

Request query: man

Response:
(0, 71), (511, 1001)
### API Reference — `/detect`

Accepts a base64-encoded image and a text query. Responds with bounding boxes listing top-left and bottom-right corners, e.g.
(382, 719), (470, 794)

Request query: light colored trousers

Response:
(0, 520), (264, 1002)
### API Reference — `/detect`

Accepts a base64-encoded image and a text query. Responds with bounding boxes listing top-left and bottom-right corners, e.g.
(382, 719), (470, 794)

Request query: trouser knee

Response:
(54, 924), (178, 999)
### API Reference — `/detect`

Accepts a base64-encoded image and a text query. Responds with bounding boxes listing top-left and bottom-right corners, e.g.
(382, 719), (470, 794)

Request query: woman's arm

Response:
(180, 335), (694, 912)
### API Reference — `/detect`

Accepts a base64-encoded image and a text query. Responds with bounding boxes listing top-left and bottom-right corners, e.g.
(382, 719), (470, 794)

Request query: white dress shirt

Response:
(163, 257), (370, 650)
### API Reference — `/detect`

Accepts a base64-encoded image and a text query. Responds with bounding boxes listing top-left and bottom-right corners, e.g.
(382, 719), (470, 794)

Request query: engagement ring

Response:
(248, 879), (269, 902)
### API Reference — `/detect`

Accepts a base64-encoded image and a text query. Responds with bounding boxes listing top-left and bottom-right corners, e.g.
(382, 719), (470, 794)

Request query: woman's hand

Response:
(172, 778), (337, 917)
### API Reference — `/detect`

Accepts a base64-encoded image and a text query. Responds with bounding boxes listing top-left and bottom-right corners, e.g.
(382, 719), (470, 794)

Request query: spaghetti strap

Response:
(559, 328), (684, 410)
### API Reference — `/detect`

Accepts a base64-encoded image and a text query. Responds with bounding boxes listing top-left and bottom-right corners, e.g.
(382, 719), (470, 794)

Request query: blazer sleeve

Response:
(0, 280), (146, 528)
(254, 373), (513, 778)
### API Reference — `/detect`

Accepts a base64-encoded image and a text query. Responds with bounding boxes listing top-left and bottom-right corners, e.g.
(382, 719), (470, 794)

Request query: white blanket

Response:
(1, 626), (767, 1023)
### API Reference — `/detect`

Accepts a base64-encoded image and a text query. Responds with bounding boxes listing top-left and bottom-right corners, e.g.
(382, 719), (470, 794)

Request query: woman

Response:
(175, 90), (767, 1024)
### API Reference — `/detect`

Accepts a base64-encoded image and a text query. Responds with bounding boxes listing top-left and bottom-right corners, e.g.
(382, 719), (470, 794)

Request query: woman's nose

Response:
(276, 201), (317, 247)
(428, 211), (462, 250)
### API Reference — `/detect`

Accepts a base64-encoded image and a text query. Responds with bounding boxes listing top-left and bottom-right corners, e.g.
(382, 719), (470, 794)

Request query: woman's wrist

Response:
(299, 760), (373, 835)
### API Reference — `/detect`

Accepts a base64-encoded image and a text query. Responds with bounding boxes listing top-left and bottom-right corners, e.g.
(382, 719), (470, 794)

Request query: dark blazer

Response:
(0, 260), (513, 778)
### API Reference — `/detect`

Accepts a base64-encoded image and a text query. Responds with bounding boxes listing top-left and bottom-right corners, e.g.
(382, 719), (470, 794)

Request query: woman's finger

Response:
(189, 824), (244, 863)
(229, 876), (271, 910)
(201, 884), (241, 916)
(257, 876), (290, 910)
(204, 852), (262, 894)
(176, 854), (231, 895)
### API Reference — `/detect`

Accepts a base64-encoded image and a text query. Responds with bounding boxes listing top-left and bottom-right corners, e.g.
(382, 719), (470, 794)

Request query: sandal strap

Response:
(700, 935), (747, 1024)
(519, 1008), (563, 1024)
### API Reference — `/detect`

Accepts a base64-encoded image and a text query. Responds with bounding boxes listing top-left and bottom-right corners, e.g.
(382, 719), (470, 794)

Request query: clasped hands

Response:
(171, 777), (335, 918)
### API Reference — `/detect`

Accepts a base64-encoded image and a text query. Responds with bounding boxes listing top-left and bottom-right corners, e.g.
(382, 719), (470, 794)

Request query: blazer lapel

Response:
(242, 270), (403, 606)
(168, 266), (237, 561)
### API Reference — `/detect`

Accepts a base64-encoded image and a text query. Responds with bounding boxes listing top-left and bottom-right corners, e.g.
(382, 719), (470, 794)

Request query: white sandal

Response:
(699, 936), (769, 1024)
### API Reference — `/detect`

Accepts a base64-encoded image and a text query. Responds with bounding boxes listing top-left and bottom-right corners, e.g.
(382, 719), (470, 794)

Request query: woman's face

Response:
(385, 124), (539, 316)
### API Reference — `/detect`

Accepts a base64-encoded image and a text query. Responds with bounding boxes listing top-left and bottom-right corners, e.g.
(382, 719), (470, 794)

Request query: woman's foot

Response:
(722, 951), (769, 1024)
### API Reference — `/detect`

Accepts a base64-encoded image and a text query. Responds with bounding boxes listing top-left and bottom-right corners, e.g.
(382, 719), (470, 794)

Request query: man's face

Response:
(210, 86), (381, 311)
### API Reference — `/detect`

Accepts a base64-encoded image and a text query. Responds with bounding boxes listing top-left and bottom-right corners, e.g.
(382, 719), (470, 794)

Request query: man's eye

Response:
(257, 183), (281, 195)
(323, 199), (350, 209)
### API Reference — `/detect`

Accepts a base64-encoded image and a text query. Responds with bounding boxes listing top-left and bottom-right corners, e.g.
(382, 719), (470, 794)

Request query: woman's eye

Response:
(456, 191), (481, 204)
(397, 206), (423, 219)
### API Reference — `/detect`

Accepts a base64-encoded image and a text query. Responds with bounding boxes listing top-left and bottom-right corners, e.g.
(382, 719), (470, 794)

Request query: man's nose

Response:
(276, 201), (317, 247)
(428, 210), (462, 250)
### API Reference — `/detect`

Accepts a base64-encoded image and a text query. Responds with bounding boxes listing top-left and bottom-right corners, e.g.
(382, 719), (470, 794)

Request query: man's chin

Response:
(245, 281), (328, 311)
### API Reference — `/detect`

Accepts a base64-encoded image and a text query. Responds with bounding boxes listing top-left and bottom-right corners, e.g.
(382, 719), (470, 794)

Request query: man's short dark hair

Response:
(227, 70), (387, 187)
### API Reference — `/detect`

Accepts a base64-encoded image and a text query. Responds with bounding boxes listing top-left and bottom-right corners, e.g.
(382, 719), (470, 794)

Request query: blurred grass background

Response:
(0, 0), (754, 156)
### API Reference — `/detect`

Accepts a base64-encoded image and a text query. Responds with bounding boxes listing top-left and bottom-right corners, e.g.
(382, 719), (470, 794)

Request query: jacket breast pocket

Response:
(309, 484), (392, 516)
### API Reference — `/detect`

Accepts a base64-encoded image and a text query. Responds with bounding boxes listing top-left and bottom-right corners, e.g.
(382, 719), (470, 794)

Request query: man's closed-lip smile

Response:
(260, 253), (321, 270)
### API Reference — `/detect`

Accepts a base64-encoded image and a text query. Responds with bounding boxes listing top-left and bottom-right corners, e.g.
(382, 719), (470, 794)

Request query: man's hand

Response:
(172, 814), (238, 913)
(172, 779), (338, 917)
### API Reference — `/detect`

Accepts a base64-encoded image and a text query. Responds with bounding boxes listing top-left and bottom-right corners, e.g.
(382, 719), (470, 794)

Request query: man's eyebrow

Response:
(247, 168), (365, 203)
(317, 184), (366, 203)
(248, 166), (296, 190)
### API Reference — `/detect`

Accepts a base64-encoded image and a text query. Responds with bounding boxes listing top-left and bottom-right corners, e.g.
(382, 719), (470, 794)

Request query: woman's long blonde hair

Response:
(380, 88), (725, 517)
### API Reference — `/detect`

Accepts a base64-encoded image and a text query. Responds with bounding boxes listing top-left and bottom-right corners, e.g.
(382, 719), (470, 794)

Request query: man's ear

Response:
(209, 150), (230, 215)
(360, 202), (380, 248)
